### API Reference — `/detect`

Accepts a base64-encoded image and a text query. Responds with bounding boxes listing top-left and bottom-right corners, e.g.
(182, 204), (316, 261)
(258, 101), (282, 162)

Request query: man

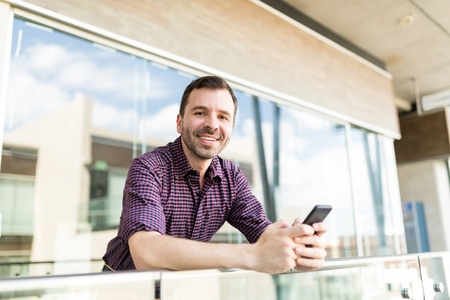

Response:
(103, 75), (327, 274)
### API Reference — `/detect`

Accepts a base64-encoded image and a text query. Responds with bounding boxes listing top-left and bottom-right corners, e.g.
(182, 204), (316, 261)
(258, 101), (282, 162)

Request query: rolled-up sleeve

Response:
(119, 157), (166, 243)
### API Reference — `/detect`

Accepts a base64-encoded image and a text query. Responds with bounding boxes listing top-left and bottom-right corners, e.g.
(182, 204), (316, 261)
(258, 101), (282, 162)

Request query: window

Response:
(0, 15), (405, 277)
(350, 127), (405, 256)
(275, 108), (355, 257)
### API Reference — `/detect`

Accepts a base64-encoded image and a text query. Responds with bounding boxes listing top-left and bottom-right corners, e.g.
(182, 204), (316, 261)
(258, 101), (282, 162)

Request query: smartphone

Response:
(302, 205), (332, 225)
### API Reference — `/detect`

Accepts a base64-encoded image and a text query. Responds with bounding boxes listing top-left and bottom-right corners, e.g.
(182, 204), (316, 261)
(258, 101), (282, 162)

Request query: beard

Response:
(181, 125), (230, 159)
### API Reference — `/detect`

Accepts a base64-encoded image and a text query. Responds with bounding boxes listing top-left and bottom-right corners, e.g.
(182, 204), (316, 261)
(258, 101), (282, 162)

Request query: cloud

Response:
(5, 68), (71, 131)
(7, 41), (175, 132)
(17, 42), (173, 98)
(91, 101), (180, 142)
(25, 43), (72, 72)
(288, 109), (331, 132)
(92, 101), (136, 133)
(144, 104), (179, 140)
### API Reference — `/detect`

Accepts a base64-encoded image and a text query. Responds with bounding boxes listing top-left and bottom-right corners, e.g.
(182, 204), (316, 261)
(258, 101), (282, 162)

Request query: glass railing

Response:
(1, 253), (449, 299)
(418, 252), (450, 300)
(0, 270), (160, 300)
(0, 259), (105, 278)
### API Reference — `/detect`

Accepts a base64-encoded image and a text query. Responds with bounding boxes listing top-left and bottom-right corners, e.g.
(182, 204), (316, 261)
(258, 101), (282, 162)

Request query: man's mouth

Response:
(199, 136), (219, 141)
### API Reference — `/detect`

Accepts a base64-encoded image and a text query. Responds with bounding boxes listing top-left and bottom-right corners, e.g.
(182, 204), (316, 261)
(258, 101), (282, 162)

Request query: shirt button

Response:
(196, 191), (200, 196)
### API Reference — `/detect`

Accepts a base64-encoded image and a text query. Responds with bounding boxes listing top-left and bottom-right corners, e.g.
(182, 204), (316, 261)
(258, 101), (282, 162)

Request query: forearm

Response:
(129, 220), (327, 274)
(129, 232), (255, 271)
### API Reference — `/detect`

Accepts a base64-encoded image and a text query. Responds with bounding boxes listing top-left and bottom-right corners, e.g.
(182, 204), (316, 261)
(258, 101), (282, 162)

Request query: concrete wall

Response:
(397, 160), (450, 252)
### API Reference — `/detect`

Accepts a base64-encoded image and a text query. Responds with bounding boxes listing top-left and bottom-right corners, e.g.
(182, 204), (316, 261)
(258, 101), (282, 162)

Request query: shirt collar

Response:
(209, 155), (223, 182)
(172, 136), (223, 181)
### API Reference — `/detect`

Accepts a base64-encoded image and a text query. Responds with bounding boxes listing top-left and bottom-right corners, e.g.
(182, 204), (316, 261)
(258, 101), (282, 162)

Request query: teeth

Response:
(201, 137), (216, 141)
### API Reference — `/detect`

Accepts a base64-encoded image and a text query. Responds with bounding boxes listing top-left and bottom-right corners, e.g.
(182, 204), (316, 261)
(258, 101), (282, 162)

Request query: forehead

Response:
(186, 88), (235, 113)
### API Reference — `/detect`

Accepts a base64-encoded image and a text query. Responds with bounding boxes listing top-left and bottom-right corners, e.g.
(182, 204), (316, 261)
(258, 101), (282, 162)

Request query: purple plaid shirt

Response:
(103, 137), (271, 270)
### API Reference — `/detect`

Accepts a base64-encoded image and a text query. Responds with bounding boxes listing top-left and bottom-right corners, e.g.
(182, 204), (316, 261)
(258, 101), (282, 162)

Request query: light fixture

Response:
(397, 14), (414, 26)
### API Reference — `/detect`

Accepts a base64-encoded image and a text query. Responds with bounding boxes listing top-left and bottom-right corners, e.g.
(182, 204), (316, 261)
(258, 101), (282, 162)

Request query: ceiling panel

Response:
(280, 0), (450, 109)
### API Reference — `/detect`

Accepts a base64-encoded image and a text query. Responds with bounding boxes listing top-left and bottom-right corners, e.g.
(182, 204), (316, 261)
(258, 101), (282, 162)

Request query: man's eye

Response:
(195, 112), (204, 115)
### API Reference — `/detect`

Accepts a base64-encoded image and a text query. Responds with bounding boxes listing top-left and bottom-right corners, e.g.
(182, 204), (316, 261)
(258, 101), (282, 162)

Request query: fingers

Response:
(293, 244), (327, 271)
(294, 234), (327, 249)
(265, 218), (328, 273)
(253, 223), (300, 274)
(284, 223), (314, 238)
(294, 245), (327, 260)
(294, 257), (325, 271)
(311, 222), (328, 236)
(290, 218), (328, 234)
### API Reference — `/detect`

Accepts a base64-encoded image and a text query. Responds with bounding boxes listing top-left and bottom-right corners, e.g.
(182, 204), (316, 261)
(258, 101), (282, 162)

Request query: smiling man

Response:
(103, 76), (327, 274)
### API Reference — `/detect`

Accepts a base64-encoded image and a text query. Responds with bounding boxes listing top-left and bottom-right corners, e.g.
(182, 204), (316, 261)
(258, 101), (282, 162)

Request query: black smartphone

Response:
(302, 205), (332, 225)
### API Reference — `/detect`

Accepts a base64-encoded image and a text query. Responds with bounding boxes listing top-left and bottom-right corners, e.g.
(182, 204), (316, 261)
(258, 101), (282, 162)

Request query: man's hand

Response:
(290, 217), (328, 271)
(249, 219), (317, 274)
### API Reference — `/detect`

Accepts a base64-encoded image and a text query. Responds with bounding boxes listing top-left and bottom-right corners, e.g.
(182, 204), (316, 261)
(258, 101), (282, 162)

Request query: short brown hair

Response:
(179, 76), (238, 122)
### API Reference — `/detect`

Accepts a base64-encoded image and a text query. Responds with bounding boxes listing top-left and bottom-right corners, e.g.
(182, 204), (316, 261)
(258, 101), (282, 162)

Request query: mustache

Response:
(193, 128), (221, 140)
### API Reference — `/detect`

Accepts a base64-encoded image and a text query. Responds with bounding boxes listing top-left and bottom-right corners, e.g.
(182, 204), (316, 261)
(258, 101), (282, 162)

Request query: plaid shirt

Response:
(103, 137), (271, 270)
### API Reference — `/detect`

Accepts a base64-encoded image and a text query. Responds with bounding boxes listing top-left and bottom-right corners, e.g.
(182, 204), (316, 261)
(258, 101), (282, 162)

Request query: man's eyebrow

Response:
(191, 106), (208, 111)
(218, 109), (232, 117)
(190, 106), (232, 117)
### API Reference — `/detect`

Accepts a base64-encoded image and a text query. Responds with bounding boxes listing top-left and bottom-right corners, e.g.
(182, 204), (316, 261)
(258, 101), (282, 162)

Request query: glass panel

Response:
(380, 136), (407, 254)
(3, 254), (440, 300)
(0, 260), (105, 278)
(0, 271), (158, 300)
(1, 16), (278, 273)
(211, 92), (272, 242)
(275, 107), (354, 258)
(0, 177), (34, 235)
(350, 127), (405, 256)
(159, 255), (425, 300)
(160, 269), (276, 300)
(1, 17), (197, 275)
(419, 253), (450, 300)
(1, 13), (408, 278)
(277, 255), (423, 300)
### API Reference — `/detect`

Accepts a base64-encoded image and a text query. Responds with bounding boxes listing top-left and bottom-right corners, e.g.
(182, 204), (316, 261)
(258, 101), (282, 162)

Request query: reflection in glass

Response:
(1, 17), (197, 273)
(277, 256), (423, 300)
(0, 15), (406, 279)
(276, 107), (354, 258)
(419, 254), (450, 299)
(350, 127), (405, 256)
(213, 92), (273, 242)
(0, 271), (158, 300)
(161, 269), (275, 300)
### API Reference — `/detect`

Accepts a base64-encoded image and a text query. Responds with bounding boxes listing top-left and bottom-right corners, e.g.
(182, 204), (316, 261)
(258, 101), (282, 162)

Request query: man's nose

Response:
(204, 114), (219, 130)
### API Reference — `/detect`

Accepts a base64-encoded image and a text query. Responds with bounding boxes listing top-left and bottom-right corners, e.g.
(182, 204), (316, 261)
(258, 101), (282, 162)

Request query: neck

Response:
(181, 139), (213, 183)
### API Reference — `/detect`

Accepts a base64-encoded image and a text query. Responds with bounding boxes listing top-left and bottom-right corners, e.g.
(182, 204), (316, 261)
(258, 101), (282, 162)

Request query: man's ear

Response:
(176, 114), (182, 134)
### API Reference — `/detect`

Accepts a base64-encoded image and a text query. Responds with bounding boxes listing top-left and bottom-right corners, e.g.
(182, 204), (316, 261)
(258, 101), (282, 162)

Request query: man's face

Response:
(177, 88), (235, 161)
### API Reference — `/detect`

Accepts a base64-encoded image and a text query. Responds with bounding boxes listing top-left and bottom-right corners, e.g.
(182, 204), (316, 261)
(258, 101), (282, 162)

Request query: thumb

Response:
(292, 217), (303, 226)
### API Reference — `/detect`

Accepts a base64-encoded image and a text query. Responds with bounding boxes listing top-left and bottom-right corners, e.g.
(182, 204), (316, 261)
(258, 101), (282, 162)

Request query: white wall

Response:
(398, 160), (450, 252)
